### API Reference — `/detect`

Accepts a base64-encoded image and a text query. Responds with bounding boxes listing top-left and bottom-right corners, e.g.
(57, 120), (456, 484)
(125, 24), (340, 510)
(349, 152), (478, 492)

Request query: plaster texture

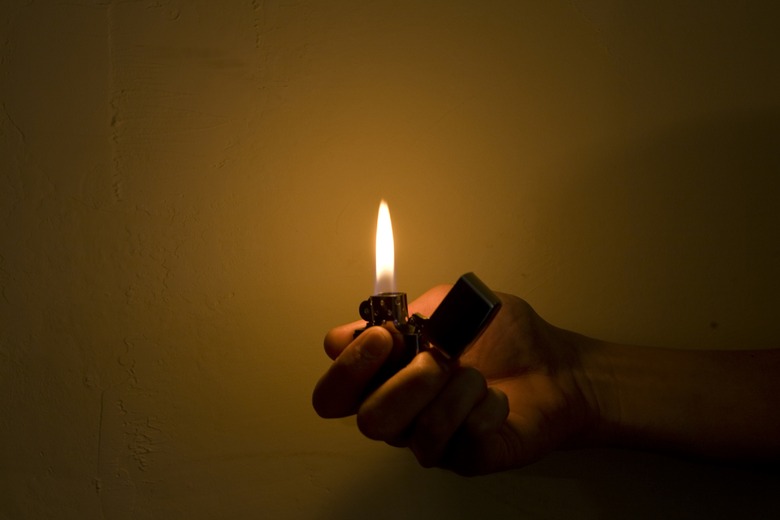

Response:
(1, 1), (779, 518)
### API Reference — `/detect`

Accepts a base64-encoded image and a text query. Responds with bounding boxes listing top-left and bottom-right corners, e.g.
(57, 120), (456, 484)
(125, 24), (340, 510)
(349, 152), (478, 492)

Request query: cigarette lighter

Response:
(353, 272), (502, 379)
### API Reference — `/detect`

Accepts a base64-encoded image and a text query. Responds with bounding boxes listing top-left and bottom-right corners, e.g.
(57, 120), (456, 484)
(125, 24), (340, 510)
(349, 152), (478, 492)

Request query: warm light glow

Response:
(375, 200), (395, 294)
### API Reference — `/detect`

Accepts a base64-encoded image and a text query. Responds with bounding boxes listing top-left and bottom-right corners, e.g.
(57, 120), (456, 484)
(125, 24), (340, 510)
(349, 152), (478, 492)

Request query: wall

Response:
(1, 1), (778, 518)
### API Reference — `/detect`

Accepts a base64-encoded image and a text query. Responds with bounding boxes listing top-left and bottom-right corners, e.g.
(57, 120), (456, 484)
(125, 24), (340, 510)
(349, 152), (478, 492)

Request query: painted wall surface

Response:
(1, 1), (779, 518)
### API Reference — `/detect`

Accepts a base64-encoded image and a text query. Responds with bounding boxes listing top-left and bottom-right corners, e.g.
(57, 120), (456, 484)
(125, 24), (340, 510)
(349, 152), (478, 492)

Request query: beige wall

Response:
(1, 1), (779, 518)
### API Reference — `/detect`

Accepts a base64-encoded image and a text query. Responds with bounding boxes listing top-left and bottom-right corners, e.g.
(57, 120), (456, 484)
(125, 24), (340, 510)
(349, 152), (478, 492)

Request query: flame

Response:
(375, 200), (395, 294)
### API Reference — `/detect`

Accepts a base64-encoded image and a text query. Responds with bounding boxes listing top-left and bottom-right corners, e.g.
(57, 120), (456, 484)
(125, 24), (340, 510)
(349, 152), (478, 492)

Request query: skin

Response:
(312, 286), (780, 475)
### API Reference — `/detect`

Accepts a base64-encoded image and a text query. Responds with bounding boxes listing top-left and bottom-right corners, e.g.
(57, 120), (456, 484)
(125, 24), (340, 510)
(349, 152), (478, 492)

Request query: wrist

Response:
(566, 332), (622, 449)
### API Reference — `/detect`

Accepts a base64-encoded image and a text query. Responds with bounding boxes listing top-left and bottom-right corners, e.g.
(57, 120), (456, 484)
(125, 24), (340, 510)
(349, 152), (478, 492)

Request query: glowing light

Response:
(375, 200), (395, 294)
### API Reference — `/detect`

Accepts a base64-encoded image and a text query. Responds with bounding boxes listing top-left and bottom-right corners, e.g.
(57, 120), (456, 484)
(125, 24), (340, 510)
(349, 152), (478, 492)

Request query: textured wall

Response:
(1, 1), (779, 518)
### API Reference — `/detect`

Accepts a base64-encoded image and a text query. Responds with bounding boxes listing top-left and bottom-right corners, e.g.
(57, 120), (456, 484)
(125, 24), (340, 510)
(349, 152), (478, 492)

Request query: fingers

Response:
(356, 349), (453, 441)
(409, 373), (509, 468)
(407, 366), (487, 466)
(355, 353), (509, 469)
(312, 327), (393, 418)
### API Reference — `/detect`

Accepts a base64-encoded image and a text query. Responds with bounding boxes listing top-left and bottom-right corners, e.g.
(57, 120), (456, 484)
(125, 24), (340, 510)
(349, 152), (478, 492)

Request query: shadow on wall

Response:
(543, 110), (780, 347)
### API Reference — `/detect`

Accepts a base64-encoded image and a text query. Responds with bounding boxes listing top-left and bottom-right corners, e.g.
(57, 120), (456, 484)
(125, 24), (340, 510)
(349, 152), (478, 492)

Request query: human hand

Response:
(312, 286), (603, 475)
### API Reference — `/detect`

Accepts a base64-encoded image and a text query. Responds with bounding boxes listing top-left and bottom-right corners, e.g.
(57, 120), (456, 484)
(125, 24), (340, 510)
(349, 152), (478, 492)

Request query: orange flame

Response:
(375, 200), (395, 294)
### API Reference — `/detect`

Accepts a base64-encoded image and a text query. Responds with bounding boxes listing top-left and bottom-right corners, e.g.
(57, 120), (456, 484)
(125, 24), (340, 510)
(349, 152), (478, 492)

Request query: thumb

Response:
(313, 327), (393, 418)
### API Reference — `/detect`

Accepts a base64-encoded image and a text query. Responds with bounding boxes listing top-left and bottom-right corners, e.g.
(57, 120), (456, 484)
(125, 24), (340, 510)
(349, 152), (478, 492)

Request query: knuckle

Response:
(465, 416), (492, 437)
(407, 352), (448, 388)
(460, 366), (487, 392)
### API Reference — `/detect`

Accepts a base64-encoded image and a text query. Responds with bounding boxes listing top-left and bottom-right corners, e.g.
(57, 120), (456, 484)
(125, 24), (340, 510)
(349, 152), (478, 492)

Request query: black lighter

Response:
(353, 272), (502, 379)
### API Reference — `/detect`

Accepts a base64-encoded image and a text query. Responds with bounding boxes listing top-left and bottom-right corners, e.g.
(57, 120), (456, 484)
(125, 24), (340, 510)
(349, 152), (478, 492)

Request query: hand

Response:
(312, 285), (602, 475)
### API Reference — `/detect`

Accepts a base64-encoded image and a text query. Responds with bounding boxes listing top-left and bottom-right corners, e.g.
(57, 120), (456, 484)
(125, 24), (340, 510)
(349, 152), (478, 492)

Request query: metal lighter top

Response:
(422, 272), (502, 358)
(354, 272), (502, 360)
